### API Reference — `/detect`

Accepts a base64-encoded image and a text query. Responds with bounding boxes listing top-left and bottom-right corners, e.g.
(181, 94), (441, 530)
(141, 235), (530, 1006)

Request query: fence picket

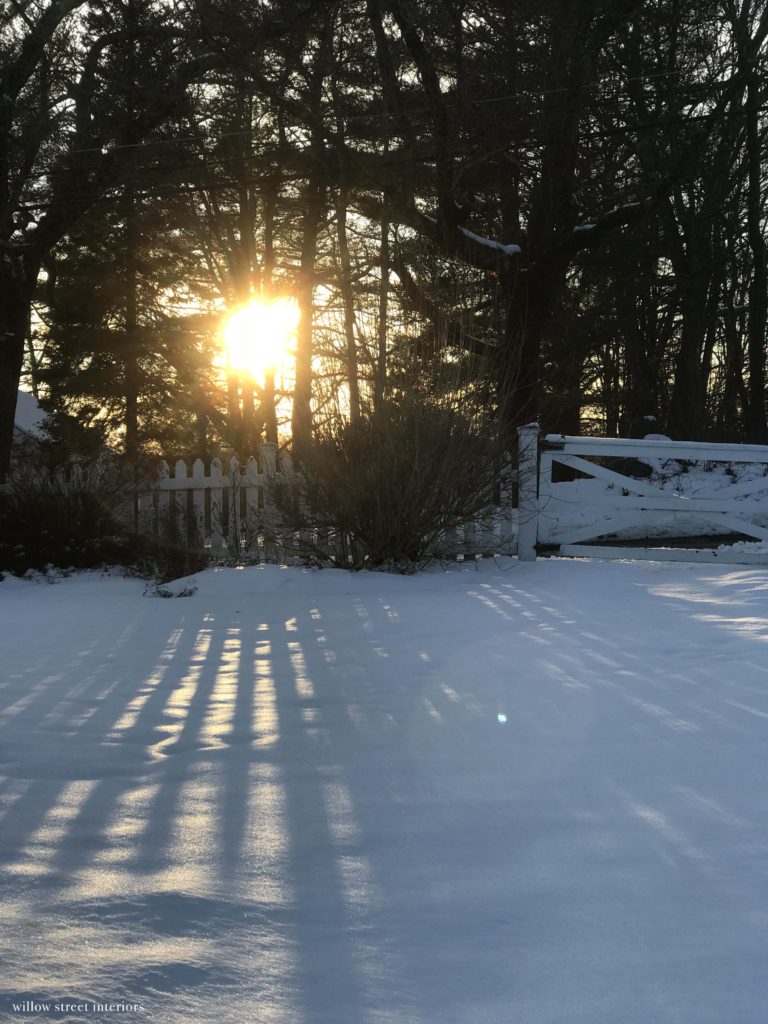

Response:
(244, 456), (259, 556)
(157, 460), (170, 542)
(260, 444), (279, 559)
(172, 460), (187, 545)
(209, 457), (224, 554)
(191, 458), (205, 549)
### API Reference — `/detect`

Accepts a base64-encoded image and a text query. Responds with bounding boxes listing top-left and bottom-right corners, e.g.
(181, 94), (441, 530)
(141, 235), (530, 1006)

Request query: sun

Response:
(223, 298), (299, 381)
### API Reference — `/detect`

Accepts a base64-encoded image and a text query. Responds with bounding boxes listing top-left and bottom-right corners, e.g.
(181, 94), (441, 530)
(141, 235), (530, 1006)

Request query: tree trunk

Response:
(226, 364), (241, 438)
(290, 13), (332, 458)
(335, 193), (360, 422)
(240, 378), (256, 452)
(544, 297), (582, 436)
(668, 274), (710, 439)
(500, 285), (544, 431)
(494, 4), (591, 441)
(124, 185), (139, 468)
(498, 255), (568, 440)
(291, 185), (322, 457)
(665, 199), (713, 440)
(375, 193), (389, 412)
(260, 180), (278, 444)
(743, 42), (768, 441)
(262, 369), (278, 444)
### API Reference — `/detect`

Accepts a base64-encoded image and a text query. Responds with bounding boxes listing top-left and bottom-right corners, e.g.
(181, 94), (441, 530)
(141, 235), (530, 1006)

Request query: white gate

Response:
(516, 424), (768, 564)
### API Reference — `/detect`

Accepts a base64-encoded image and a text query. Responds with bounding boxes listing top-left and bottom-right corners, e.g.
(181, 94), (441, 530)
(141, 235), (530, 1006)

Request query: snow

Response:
(459, 227), (522, 255)
(14, 389), (46, 438)
(2, 560), (768, 1023)
(543, 449), (768, 543)
(605, 201), (642, 216)
(717, 540), (768, 555)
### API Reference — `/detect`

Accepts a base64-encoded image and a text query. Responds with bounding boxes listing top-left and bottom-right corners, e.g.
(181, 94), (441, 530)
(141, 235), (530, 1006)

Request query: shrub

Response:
(281, 392), (503, 568)
(0, 457), (207, 580)
(133, 535), (209, 584)
(0, 458), (126, 573)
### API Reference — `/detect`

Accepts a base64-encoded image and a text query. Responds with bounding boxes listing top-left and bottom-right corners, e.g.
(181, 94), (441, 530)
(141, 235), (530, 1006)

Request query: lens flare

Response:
(223, 298), (299, 380)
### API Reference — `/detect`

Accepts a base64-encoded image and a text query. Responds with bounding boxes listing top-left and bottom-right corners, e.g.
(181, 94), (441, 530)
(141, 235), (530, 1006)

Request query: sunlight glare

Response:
(223, 298), (299, 380)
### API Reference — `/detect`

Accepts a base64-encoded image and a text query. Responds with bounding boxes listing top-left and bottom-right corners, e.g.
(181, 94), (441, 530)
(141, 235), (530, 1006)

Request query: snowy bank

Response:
(1, 561), (768, 1023)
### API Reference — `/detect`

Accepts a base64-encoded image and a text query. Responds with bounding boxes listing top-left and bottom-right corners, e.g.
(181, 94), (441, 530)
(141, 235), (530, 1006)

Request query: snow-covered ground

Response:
(1, 559), (768, 1023)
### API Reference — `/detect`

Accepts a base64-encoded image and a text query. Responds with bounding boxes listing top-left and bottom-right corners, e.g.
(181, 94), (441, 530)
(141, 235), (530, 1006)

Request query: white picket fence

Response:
(516, 424), (768, 564)
(139, 444), (284, 558)
(139, 443), (518, 560)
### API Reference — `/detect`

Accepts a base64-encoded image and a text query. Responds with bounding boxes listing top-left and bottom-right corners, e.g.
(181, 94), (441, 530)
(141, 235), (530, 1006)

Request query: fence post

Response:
(516, 422), (540, 561)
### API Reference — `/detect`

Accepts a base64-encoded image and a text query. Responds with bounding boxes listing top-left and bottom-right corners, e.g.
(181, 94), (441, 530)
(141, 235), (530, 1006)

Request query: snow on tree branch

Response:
(460, 227), (521, 256)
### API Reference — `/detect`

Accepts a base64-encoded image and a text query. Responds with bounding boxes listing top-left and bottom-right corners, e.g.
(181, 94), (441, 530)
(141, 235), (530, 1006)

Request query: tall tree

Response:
(0, 0), (207, 478)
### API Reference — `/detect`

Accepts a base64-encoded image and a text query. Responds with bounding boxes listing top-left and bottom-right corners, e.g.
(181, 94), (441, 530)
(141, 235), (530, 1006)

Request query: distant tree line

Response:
(1, 0), (767, 479)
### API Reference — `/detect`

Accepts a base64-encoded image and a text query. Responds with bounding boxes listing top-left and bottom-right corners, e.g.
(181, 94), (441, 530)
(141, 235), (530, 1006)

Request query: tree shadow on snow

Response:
(1, 564), (768, 1023)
